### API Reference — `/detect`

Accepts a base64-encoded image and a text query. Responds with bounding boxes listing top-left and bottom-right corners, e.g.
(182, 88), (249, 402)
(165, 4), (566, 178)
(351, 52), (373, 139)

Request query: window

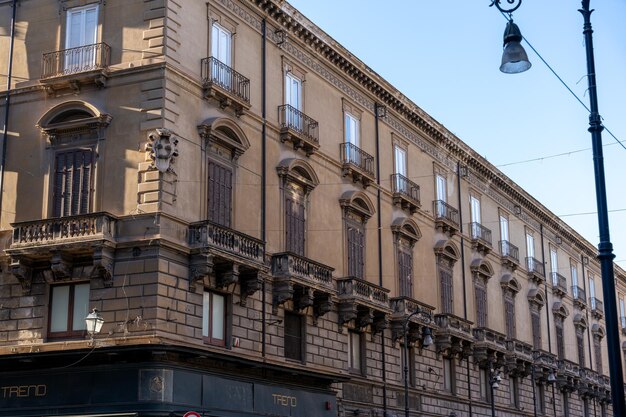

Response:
(499, 215), (509, 245)
(443, 357), (456, 394)
(589, 275), (596, 308)
(474, 282), (487, 328)
(345, 112), (359, 147)
(571, 261), (579, 297)
(479, 367), (490, 401)
(49, 282), (90, 338)
(285, 182), (306, 255)
(510, 376), (520, 408)
(577, 332), (585, 367)
(207, 160), (232, 227)
(436, 174), (446, 203)
(620, 296), (626, 329)
(340, 192), (374, 280)
(470, 195), (481, 224)
(437, 244), (458, 315)
(285, 72), (302, 111)
(393, 219), (420, 298)
(550, 247), (558, 284)
(211, 22), (231, 66)
(526, 232), (535, 267)
(65, 4), (99, 71)
(53, 148), (95, 217)
(401, 345), (416, 387)
(594, 335), (603, 374)
(284, 311), (304, 362)
(531, 310), (542, 349)
(202, 291), (226, 346)
(555, 318), (565, 360)
(504, 293), (516, 339)
(393, 145), (408, 193)
(348, 330), (364, 374)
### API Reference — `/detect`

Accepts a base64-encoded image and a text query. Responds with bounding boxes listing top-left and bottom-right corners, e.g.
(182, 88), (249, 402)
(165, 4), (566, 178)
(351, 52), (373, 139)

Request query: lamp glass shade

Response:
(422, 328), (433, 347)
(85, 309), (104, 335)
(500, 41), (532, 73)
(547, 371), (557, 383)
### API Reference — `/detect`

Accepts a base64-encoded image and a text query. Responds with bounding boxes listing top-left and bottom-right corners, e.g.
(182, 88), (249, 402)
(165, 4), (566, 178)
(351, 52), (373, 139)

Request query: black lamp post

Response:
(488, 366), (501, 417)
(490, 1), (625, 415)
(402, 309), (433, 417)
(530, 357), (557, 417)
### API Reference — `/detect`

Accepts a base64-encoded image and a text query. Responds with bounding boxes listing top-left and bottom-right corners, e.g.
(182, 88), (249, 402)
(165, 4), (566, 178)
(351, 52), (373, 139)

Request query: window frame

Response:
(443, 357), (456, 395)
(348, 330), (365, 375)
(202, 290), (227, 347)
(284, 311), (305, 362)
(48, 281), (90, 339)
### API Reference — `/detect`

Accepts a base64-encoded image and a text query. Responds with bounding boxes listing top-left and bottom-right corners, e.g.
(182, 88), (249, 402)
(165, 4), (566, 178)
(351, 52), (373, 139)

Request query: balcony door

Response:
(65, 5), (98, 72)
(394, 146), (406, 192)
(211, 22), (232, 87)
(285, 72), (302, 129)
(500, 215), (509, 255)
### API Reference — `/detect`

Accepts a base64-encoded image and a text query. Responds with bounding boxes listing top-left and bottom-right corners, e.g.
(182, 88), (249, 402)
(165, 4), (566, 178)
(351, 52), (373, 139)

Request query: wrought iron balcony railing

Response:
(42, 43), (111, 79)
(551, 272), (568, 295)
(189, 220), (264, 265)
(201, 56), (250, 105)
(11, 212), (116, 247)
(572, 285), (586, 305)
(433, 200), (459, 227)
(278, 104), (319, 144)
(340, 142), (375, 178)
(590, 297), (603, 316)
(499, 240), (519, 263)
(526, 257), (545, 276)
(470, 222), (492, 246)
(391, 173), (420, 208)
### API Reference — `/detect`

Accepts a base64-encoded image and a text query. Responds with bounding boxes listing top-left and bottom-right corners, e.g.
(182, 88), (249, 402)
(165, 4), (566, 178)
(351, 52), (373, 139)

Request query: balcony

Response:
(389, 297), (435, 344)
(7, 213), (117, 293)
(504, 339), (533, 377)
(572, 285), (587, 309)
(189, 220), (266, 305)
(469, 222), (492, 254)
(201, 57), (251, 116)
(278, 105), (319, 156)
(433, 200), (459, 235)
(556, 359), (581, 393)
(433, 313), (474, 360)
(472, 328), (508, 369)
(337, 277), (391, 334)
(525, 257), (545, 284)
(551, 272), (568, 297)
(340, 143), (375, 188)
(271, 252), (335, 320)
(391, 174), (420, 214)
(590, 297), (603, 318)
(499, 240), (519, 270)
(621, 316), (626, 335)
(40, 43), (110, 94)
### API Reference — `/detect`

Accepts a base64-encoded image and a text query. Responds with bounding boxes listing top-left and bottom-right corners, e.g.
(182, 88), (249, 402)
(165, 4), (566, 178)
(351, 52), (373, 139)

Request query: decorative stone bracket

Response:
(145, 128), (179, 174)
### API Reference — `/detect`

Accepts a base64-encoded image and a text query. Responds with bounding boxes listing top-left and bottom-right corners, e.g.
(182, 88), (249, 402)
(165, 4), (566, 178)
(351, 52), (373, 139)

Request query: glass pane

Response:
(202, 292), (210, 337)
(72, 283), (90, 331)
(50, 286), (70, 333)
(443, 359), (452, 391)
(500, 216), (509, 241)
(571, 265), (578, 286)
(350, 332), (360, 369)
(589, 278), (595, 298)
(84, 7), (98, 45)
(470, 196), (480, 223)
(526, 234), (534, 258)
(211, 293), (225, 340)
(436, 175), (446, 202)
(394, 146), (406, 176)
(345, 113), (359, 146)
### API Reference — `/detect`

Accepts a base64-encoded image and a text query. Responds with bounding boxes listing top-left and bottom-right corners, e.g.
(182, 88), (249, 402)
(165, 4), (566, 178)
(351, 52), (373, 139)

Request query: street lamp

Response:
(489, 367), (502, 417)
(490, 1), (626, 414)
(402, 309), (432, 417)
(530, 359), (557, 417)
(85, 308), (104, 342)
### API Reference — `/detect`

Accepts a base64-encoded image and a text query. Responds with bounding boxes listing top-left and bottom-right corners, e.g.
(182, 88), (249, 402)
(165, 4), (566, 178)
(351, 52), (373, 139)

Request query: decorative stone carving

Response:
(10, 259), (33, 295)
(92, 247), (114, 287)
(146, 128), (179, 173)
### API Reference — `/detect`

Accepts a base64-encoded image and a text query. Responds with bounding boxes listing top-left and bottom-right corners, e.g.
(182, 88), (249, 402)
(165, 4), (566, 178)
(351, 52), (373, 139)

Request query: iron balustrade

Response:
(189, 220), (264, 264)
(590, 297), (603, 313)
(201, 56), (250, 105)
(469, 222), (492, 246)
(433, 200), (459, 227)
(550, 272), (568, 294)
(499, 240), (519, 263)
(340, 142), (375, 177)
(572, 285), (586, 303)
(621, 316), (626, 332)
(278, 104), (319, 144)
(391, 174), (420, 206)
(41, 43), (110, 79)
(11, 213), (116, 246)
(526, 257), (545, 276)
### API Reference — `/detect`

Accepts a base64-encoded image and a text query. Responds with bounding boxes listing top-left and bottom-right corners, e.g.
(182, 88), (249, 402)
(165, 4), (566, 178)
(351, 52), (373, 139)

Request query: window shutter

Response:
(505, 297), (516, 338)
(577, 334), (585, 366)
(398, 249), (413, 297)
(594, 339), (603, 374)
(53, 149), (94, 217)
(475, 285), (486, 328)
(285, 194), (305, 256)
(208, 161), (232, 227)
(284, 312), (303, 361)
(439, 266), (453, 314)
(556, 322), (565, 359)
(531, 312), (542, 349)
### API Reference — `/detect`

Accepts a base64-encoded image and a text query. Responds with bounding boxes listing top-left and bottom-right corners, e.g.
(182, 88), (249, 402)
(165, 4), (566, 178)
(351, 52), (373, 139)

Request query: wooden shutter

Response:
(475, 285), (487, 328)
(577, 334), (585, 366)
(347, 222), (364, 279)
(284, 312), (303, 361)
(398, 249), (413, 297)
(505, 297), (516, 338)
(556, 321), (565, 359)
(439, 266), (453, 314)
(208, 160), (232, 227)
(53, 148), (94, 217)
(594, 338), (603, 374)
(531, 312), (542, 349)
(285, 194), (305, 256)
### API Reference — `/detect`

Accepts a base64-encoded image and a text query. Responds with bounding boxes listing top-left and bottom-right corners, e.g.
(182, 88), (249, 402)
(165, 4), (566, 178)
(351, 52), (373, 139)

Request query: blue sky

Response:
(287, 0), (626, 269)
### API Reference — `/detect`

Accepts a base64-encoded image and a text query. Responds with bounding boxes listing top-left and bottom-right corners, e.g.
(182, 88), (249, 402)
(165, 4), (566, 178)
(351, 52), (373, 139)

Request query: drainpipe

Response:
(456, 162), (472, 417)
(539, 224), (557, 417)
(581, 254), (594, 370)
(374, 103), (387, 413)
(261, 17), (267, 358)
(0, 0), (17, 228)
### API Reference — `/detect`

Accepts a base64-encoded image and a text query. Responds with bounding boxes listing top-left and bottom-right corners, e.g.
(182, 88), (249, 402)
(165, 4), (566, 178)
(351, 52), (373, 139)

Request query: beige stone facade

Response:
(0, 1), (624, 416)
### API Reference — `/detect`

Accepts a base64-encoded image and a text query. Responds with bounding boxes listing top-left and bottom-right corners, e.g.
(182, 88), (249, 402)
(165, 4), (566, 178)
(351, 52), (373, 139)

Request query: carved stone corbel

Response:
(10, 259), (33, 295)
(189, 252), (214, 292)
(313, 293), (333, 322)
(92, 247), (114, 287)
(217, 263), (239, 288)
(356, 308), (373, 331)
(293, 287), (314, 311)
(338, 302), (358, 330)
(272, 280), (293, 313)
(371, 312), (388, 335)
(51, 252), (72, 280)
(240, 271), (263, 307)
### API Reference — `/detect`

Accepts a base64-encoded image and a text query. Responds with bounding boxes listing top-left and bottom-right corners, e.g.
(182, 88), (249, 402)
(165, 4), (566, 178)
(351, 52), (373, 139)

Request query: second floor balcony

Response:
(389, 297), (435, 344)
(391, 174), (420, 214)
(472, 327), (508, 369)
(499, 240), (519, 270)
(271, 252), (335, 320)
(278, 104), (319, 156)
(572, 285), (587, 309)
(340, 142), (375, 188)
(551, 272), (568, 297)
(7, 212), (117, 293)
(41, 42), (110, 93)
(469, 222), (492, 254)
(189, 220), (266, 305)
(433, 200), (459, 235)
(590, 297), (604, 318)
(526, 257), (545, 284)
(337, 276), (390, 334)
(201, 57), (251, 116)
(433, 313), (474, 360)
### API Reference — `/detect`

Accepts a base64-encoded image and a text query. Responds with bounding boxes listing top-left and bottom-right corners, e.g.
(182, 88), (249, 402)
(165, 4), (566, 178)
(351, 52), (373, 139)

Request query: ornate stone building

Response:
(0, 0), (624, 416)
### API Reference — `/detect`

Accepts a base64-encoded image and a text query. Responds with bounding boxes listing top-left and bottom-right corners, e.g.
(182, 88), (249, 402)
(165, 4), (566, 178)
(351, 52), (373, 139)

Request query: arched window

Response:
(37, 101), (111, 217)
(552, 302), (570, 360)
(198, 117), (250, 228)
(276, 158), (319, 256)
(340, 191), (375, 280)
(434, 240), (459, 314)
(391, 217), (421, 297)
(470, 259), (493, 328)
(500, 275), (520, 338)
(527, 289), (545, 350)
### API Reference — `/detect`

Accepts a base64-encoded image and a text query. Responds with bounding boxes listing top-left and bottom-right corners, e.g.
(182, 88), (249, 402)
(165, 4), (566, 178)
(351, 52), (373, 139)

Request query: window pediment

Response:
(276, 158), (319, 193)
(198, 117), (250, 161)
(527, 288), (545, 308)
(470, 259), (493, 281)
(552, 301), (569, 319)
(391, 217), (421, 245)
(339, 190), (375, 221)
